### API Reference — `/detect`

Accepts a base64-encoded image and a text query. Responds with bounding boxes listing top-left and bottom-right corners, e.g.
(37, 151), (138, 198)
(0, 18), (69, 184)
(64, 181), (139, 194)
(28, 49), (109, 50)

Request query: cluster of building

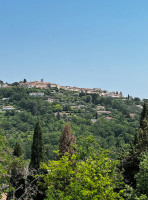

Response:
(96, 105), (112, 115)
(19, 79), (124, 98)
(19, 79), (60, 89)
(0, 83), (9, 88)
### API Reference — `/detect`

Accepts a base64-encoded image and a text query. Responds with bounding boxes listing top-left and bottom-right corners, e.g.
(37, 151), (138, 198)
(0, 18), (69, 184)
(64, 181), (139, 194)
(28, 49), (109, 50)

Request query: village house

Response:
(29, 93), (44, 96)
(61, 86), (71, 90)
(3, 106), (14, 110)
(96, 105), (105, 110)
(49, 83), (60, 89)
(71, 105), (81, 109)
(20, 79), (57, 89)
(104, 117), (113, 120)
(2, 98), (9, 101)
(97, 111), (111, 115)
(47, 98), (55, 103)
(91, 119), (97, 123)
(129, 113), (135, 117)
(55, 112), (71, 117)
(0, 83), (9, 88)
(92, 88), (102, 92)
(136, 105), (143, 109)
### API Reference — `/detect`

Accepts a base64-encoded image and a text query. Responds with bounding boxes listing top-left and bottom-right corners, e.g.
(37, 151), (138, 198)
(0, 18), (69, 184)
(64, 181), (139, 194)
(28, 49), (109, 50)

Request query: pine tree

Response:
(29, 120), (45, 170)
(59, 123), (76, 158)
(13, 142), (22, 157)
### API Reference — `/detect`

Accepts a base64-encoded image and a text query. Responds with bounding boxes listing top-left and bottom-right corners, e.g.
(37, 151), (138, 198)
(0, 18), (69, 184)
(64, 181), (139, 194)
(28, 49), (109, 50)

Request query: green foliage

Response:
(30, 121), (45, 170)
(13, 142), (22, 157)
(140, 102), (148, 129)
(0, 136), (10, 195)
(7, 157), (26, 200)
(135, 153), (148, 196)
(0, 86), (141, 160)
(41, 150), (125, 200)
(119, 103), (148, 188)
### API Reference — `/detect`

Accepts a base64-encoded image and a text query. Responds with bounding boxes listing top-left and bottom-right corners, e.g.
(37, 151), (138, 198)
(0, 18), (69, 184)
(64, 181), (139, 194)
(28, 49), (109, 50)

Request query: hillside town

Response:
(19, 79), (124, 98)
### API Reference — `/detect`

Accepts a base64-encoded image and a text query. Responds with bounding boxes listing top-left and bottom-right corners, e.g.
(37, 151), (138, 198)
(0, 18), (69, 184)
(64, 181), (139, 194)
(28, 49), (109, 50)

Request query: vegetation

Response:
(29, 121), (45, 170)
(59, 123), (76, 158)
(0, 83), (147, 199)
(41, 150), (125, 200)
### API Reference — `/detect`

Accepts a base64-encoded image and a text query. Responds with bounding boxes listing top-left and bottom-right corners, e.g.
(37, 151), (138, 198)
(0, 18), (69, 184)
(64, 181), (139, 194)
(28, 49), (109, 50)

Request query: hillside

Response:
(0, 83), (143, 159)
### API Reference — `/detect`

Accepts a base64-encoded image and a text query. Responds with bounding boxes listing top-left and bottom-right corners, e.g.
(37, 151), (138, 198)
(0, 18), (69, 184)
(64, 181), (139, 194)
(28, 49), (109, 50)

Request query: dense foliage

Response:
(0, 86), (141, 160)
(41, 151), (125, 200)
(0, 84), (147, 199)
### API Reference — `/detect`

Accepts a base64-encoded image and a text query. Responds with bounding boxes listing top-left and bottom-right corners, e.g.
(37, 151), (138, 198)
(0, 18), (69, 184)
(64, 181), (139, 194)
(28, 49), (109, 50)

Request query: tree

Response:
(13, 142), (22, 157)
(135, 153), (148, 197)
(120, 103), (148, 188)
(0, 80), (3, 85)
(7, 143), (25, 200)
(11, 82), (19, 86)
(40, 150), (125, 200)
(0, 136), (10, 197)
(23, 79), (27, 83)
(140, 102), (148, 129)
(57, 111), (61, 120)
(29, 121), (45, 170)
(28, 121), (46, 200)
(7, 158), (25, 200)
(59, 123), (76, 158)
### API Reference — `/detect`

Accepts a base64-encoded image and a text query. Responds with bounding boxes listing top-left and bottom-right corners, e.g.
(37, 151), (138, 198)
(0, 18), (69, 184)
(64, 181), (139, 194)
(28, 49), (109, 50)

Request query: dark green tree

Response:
(28, 121), (46, 200)
(0, 80), (3, 84)
(7, 143), (25, 200)
(140, 102), (148, 129)
(13, 142), (22, 157)
(57, 111), (61, 120)
(29, 121), (45, 170)
(23, 78), (27, 83)
(120, 103), (148, 188)
(11, 82), (19, 86)
(59, 123), (76, 158)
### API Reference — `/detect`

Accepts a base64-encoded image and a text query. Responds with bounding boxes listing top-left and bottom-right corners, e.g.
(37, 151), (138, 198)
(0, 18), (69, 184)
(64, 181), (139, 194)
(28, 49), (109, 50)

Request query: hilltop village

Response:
(19, 79), (123, 98)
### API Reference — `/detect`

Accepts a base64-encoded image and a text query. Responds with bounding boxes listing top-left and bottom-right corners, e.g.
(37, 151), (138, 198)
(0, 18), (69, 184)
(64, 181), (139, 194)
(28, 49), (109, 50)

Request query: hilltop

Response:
(1, 78), (124, 98)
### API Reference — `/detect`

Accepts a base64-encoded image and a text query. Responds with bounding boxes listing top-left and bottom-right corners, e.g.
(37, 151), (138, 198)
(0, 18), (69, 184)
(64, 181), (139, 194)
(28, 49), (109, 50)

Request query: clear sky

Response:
(1, 1), (148, 99)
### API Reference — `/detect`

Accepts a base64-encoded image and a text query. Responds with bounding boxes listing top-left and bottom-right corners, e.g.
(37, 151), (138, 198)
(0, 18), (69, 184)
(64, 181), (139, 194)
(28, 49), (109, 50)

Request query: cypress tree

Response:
(28, 121), (46, 200)
(29, 120), (45, 170)
(13, 142), (22, 157)
(59, 123), (76, 158)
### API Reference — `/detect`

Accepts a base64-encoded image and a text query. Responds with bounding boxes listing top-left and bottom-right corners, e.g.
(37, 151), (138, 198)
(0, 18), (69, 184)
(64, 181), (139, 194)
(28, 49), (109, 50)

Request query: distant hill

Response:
(0, 83), (143, 159)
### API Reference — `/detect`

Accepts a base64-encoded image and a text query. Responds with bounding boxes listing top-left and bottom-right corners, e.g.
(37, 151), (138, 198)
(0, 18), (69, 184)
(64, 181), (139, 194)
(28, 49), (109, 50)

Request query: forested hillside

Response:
(0, 85), (142, 159)
(1, 84), (148, 200)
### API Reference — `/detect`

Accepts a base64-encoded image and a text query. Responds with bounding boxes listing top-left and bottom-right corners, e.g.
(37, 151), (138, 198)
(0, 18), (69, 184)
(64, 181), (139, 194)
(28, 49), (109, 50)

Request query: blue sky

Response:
(1, 1), (148, 99)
